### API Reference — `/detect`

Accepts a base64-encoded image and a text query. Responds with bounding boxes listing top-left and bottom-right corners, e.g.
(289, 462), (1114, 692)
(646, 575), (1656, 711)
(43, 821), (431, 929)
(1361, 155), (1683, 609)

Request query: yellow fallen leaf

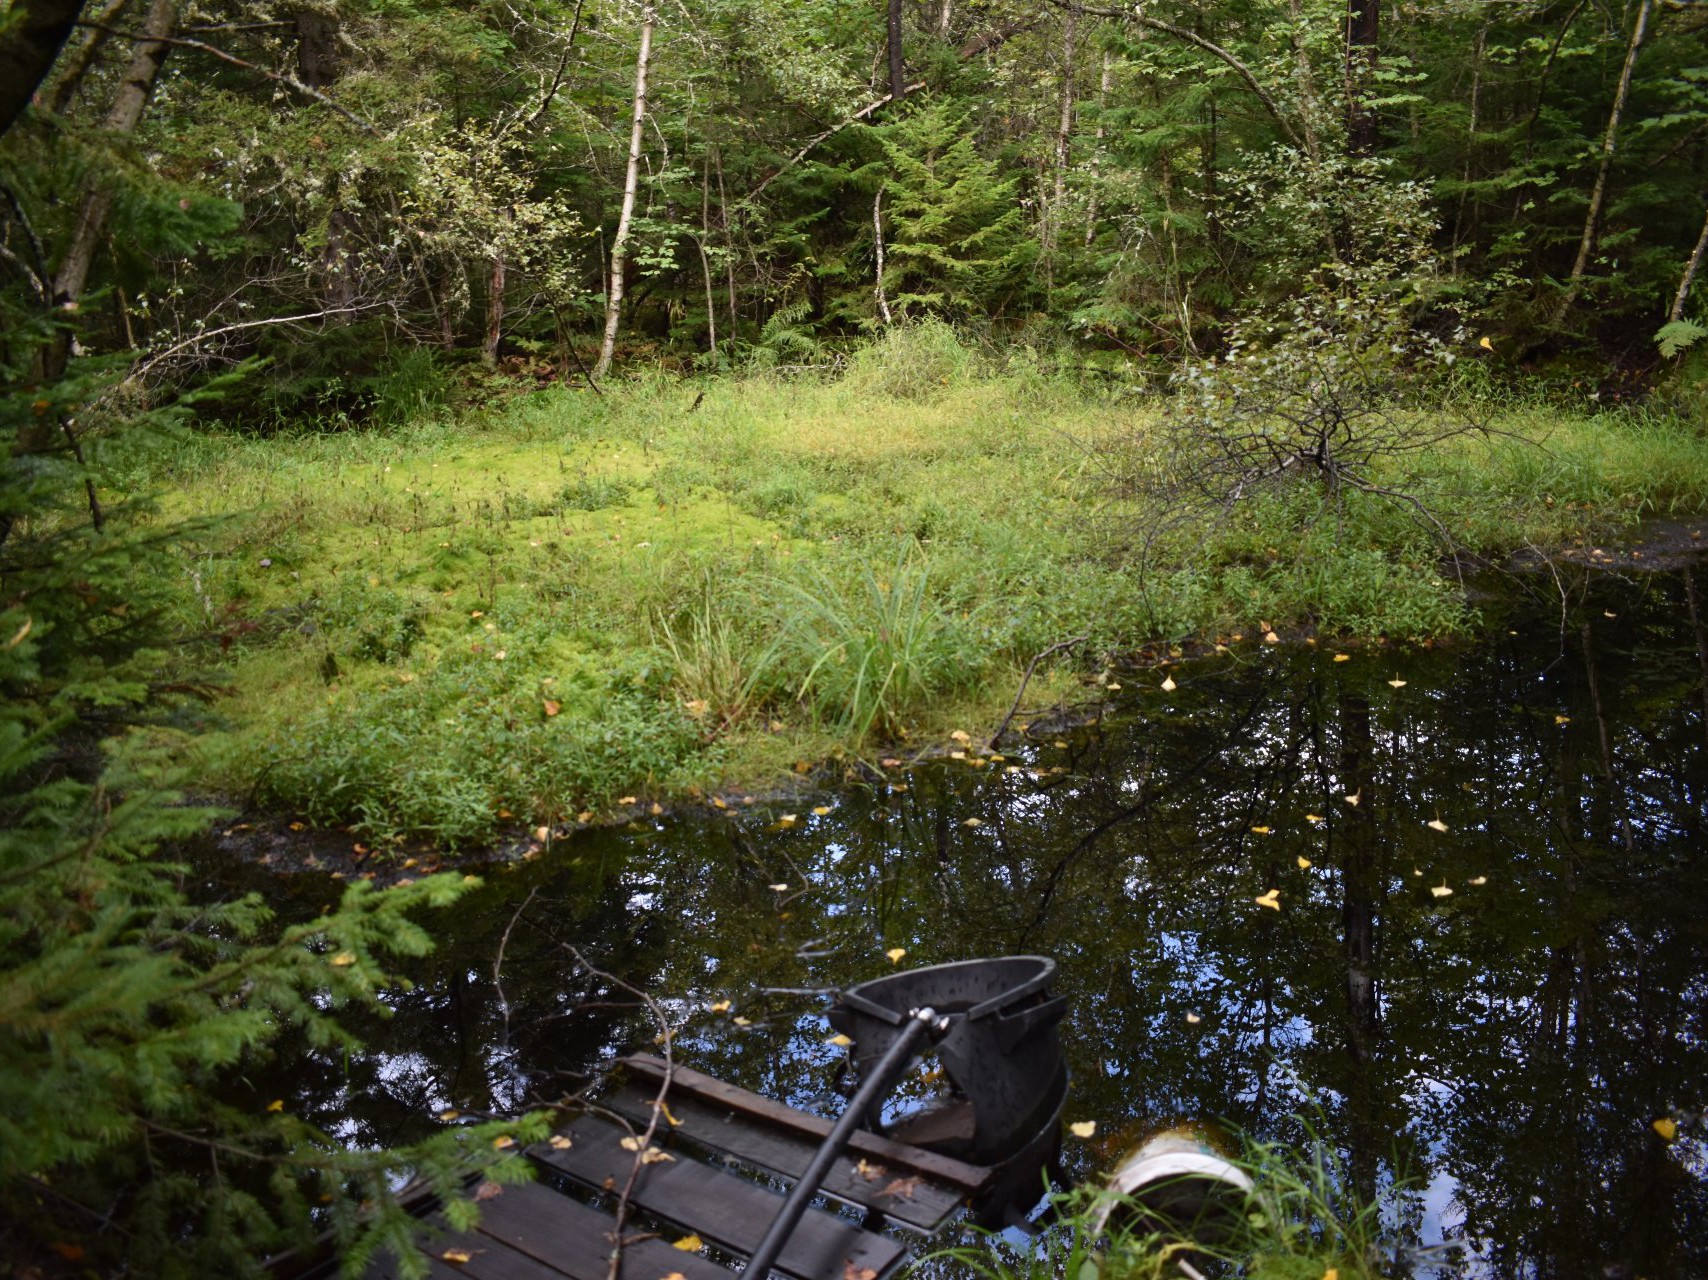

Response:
(949, 750), (967, 760)
(712, 796), (727, 809)
(1388, 676), (1407, 688)
(1555, 715), (1571, 725)
(443, 1248), (473, 1264)
(963, 817), (982, 827)
(438, 1109), (460, 1122)
(709, 999), (731, 1013)
(826, 1033), (853, 1047)
(549, 1134), (573, 1150)
(619, 1136), (647, 1152)
(650, 802), (664, 815)
(885, 947), (907, 963)
(329, 951), (356, 967)
(1054, 740), (1069, 749)
(1344, 790), (1361, 806)
(732, 1015), (752, 1027)
(470, 610), (483, 618)
(1297, 856), (1312, 869)
(288, 821), (306, 832)
(1264, 631), (1280, 644)
(491, 1135), (515, 1150)
(618, 796), (636, 806)
(1254, 889), (1281, 911)
(5, 617), (32, 649)
(769, 882), (789, 891)
(1306, 813), (1325, 823)
(1324, 1269), (1341, 1280)
(1430, 883), (1454, 899)
(267, 1099), (284, 1113)
(673, 1235), (704, 1252)
(1469, 875), (1488, 886)
(1160, 675), (1177, 692)
(1478, 336), (1494, 351)
(1654, 1117), (1678, 1141)
(1428, 818), (1450, 833)
(812, 805), (832, 816)
(534, 825), (551, 843)
(1185, 1012), (1202, 1025)
(950, 729), (971, 744)
(1105, 682), (1122, 691)
(778, 814), (797, 826)
(1333, 653), (1350, 663)
(664, 1273), (688, 1280)
(577, 810), (593, 823)
(1251, 825), (1271, 835)
(1069, 1120), (1097, 1138)
(543, 699), (561, 717)
(641, 1147), (675, 1164)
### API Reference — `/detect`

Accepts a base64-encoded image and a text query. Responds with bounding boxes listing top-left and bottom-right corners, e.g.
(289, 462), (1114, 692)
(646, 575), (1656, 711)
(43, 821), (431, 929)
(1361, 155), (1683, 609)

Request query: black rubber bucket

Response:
(826, 956), (1067, 1168)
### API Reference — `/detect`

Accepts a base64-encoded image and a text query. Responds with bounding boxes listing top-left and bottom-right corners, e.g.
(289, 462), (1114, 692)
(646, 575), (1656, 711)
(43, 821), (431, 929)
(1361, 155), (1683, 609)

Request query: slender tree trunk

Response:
(44, 0), (129, 115)
(20, 0), (175, 452)
(1562, 0), (1653, 310)
(1451, 26), (1486, 253)
(594, 6), (655, 380)
(483, 235), (507, 366)
(936, 0), (951, 38)
(1083, 51), (1112, 246)
(1044, 4), (1078, 290)
(873, 186), (892, 325)
(1344, 0), (1379, 154)
(1285, 0), (1321, 161)
(1667, 199), (1708, 324)
(698, 153), (717, 358)
(887, 0), (906, 103)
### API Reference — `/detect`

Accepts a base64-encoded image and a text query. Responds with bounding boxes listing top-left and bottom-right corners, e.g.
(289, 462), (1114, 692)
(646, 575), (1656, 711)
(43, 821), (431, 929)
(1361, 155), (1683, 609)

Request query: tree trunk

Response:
(873, 186), (892, 325)
(1285, 0), (1321, 161)
(698, 153), (717, 358)
(887, 0), (906, 103)
(20, 0), (175, 453)
(44, 0), (129, 115)
(1562, 0), (1653, 310)
(483, 245), (506, 366)
(1344, 0), (1379, 154)
(594, 7), (655, 380)
(1083, 51), (1112, 246)
(1667, 199), (1708, 324)
(1044, 4), (1077, 289)
(0, 0), (88, 138)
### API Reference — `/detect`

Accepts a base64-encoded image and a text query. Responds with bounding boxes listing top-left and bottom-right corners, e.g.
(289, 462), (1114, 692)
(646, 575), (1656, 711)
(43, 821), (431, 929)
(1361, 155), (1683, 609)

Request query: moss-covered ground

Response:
(136, 334), (1708, 851)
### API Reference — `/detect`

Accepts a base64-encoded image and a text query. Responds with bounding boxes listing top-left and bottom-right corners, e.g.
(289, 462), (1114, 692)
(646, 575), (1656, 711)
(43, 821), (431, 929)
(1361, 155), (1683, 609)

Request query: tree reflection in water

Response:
(235, 562), (1708, 1278)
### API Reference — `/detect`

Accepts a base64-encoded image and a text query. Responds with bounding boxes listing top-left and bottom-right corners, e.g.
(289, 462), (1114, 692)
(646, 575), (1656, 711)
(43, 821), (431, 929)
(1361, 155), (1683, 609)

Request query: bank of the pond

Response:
(145, 352), (1708, 852)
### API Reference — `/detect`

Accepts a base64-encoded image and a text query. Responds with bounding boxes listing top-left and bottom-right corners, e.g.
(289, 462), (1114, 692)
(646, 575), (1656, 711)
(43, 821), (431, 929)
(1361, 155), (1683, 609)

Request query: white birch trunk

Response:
(595, 7), (655, 380)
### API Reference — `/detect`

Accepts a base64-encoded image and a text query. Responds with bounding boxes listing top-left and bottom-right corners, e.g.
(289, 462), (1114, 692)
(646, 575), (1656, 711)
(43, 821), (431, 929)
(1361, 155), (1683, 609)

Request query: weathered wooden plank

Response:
(618, 1055), (992, 1194)
(473, 1181), (735, 1280)
(527, 1112), (907, 1280)
(599, 1085), (964, 1232)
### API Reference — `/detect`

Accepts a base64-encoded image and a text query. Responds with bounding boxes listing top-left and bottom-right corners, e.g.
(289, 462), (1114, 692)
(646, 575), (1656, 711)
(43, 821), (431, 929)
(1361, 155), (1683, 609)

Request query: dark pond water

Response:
(226, 558), (1708, 1279)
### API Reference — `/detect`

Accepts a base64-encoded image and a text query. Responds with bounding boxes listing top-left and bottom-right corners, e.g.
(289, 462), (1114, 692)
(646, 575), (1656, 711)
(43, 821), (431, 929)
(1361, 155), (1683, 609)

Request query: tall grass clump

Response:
(769, 542), (990, 744)
(653, 576), (780, 734)
(841, 319), (984, 401)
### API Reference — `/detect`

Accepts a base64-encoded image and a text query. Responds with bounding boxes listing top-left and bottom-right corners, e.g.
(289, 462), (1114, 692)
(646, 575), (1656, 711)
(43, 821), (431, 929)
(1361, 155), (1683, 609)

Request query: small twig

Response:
(492, 886), (540, 1047)
(564, 946), (677, 1280)
(986, 634), (1089, 753)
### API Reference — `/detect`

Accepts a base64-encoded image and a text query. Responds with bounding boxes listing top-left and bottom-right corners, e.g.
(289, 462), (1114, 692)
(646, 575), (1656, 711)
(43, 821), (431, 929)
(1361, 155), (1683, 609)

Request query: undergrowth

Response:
(135, 325), (1708, 848)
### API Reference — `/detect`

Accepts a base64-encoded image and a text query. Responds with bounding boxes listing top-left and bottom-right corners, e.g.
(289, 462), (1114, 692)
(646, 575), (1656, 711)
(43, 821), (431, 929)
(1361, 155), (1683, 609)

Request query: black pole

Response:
(743, 1007), (944, 1280)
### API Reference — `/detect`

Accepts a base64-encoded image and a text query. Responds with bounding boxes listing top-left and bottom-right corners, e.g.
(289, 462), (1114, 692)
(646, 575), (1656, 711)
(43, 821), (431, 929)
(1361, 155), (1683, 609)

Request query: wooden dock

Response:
(363, 1055), (999, 1280)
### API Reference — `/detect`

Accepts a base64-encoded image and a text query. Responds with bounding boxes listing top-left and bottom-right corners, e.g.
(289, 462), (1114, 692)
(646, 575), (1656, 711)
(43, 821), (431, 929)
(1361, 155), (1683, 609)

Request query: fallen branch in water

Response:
(986, 633), (1089, 753)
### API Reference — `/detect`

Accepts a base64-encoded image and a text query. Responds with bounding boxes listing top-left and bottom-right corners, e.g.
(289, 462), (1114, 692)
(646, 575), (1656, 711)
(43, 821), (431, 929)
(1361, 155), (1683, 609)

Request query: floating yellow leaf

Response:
(732, 1015), (752, 1027)
(577, 810), (593, 823)
(533, 826), (551, 843)
(777, 813), (797, 826)
(1160, 675), (1177, 692)
(492, 1135), (515, 1149)
(650, 802), (664, 816)
(549, 1134), (573, 1150)
(1054, 740), (1069, 749)
(1555, 715), (1571, 726)
(1333, 653), (1351, 663)
(1069, 1120), (1097, 1138)
(1654, 1117), (1678, 1141)
(267, 1099), (284, 1113)
(443, 1248), (473, 1264)
(1468, 876), (1488, 886)
(885, 947), (907, 963)
(673, 1235), (704, 1252)
(329, 951), (356, 967)
(1297, 856), (1312, 869)
(712, 796), (727, 809)
(812, 805), (832, 816)
(881, 757), (903, 768)
(1254, 889), (1281, 911)
(1388, 676), (1407, 688)
(963, 817), (982, 827)
(1105, 682), (1122, 692)
(950, 729), (971, 744)
(618, 796), (637, 806)
(769, 882), (789, 891)
(1264, 631), (1280, 644)
(1185, 1012), (1202, 1025)
(1344, 790), (1361, 806)
(1306, 813), (1325, 823)
(709, 999), (731, 1013)
(826, 1033), (853, 1047)
(1428, 818), (1450, 833)
(1430, 882), (1454, 899)
(1251, 825), (1272, 835)
(949, 750), (967, 760)
(438, 1109), (460, 1121)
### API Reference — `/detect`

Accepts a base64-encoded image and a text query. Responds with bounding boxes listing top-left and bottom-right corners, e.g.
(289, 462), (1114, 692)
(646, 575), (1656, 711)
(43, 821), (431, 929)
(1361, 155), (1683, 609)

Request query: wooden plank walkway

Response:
(359, 1055), (994, 1280)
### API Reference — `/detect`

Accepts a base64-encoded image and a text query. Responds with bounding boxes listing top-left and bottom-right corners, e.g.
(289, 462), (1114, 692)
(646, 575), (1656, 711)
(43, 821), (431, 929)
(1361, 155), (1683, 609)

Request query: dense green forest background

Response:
(3, 0), (1708, 1275)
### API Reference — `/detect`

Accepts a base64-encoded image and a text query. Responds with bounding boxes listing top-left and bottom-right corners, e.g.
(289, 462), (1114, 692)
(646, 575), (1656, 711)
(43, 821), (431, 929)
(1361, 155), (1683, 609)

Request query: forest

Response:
(3, 0), (1708, 1275)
